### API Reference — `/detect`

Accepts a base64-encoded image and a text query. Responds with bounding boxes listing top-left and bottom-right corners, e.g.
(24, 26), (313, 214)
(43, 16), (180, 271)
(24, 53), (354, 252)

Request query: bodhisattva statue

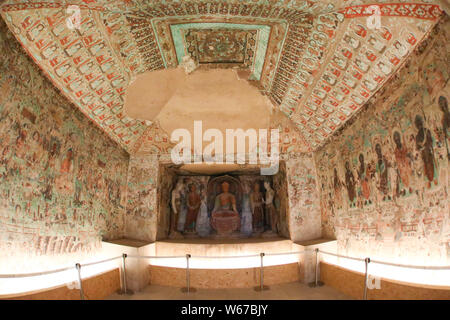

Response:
(264, 181), (278, 233)
(240, 183), (253, 236)
(184, 183), (201, 233)
(195, 186), (210, 237)
(170, 180), (184, 239)
(250, 183), (264, 232)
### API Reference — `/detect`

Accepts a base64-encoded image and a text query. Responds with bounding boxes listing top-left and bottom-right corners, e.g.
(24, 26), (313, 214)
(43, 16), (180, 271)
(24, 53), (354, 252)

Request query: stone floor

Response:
(107, 282), (352, 300)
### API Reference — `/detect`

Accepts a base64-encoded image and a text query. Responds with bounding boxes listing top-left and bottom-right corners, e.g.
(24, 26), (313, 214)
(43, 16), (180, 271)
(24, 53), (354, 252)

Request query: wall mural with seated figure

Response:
(314, 17), (449, 265)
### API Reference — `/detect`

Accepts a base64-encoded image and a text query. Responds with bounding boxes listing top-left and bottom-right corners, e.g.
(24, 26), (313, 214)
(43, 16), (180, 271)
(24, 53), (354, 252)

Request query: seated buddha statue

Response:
(212, 181), (238, 214)
(211, 181), (240, 235)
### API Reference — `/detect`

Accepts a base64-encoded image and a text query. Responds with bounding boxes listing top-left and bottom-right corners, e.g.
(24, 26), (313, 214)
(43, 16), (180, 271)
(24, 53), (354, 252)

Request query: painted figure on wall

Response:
(438, 96), (450, 160)
(184, 183), (201, 233)
(393, 131), (413, 196)
(55, 148), (74, 195)
(344, 161), (357, 208)
(333, 168), (343, 209)
(46, 137), (61, 170)
(421, 53), (446, 103)
(250, 182), (264, 232)
(414, 114), (437, 187)
(30, 131), (44, 172)
(357, 154), (372, 205)
(375, 143), (391, 201)
(61, 148), (74, 173)
(74, 163), (84, 207)
(15, 129), (28, 160)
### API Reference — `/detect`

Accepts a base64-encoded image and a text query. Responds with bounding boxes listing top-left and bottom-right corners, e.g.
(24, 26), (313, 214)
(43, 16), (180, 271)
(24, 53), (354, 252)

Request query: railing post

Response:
(260, 252), (264, 291)
(75, 263), (84, 300)
(186, 254), (190, 293)
(364, 257), (370, 300)
(315, 248), (319, 286)
(118, 253), (134, 295)
(254, 252), (269, 291)
(181, 254), (196, 293)
(309, 248), (324, 287)
(122, 253), (128, 294)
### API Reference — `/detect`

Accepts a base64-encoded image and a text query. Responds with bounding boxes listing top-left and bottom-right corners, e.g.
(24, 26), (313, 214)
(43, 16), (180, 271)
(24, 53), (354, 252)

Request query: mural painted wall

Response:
(125, 155), (159, 242)
(272, 161), (289, 239)
(314, 17), (449, 264)
(0, 18), (129, 263)
(285, 155), (321, 242)
(155, 163), (177, 240)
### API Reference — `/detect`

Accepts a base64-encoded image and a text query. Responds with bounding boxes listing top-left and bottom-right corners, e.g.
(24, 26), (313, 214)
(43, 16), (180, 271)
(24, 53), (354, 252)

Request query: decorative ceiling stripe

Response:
(341, 3), (443, 20)
(1, 2), (106, 12)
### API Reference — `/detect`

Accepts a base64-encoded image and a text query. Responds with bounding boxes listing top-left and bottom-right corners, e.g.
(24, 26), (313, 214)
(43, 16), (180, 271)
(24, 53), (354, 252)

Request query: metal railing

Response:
(0, 255), (123, 300)
(128, 251), (306, 293)
(1, 248), (449, 299)
(313, 248), (450, 300)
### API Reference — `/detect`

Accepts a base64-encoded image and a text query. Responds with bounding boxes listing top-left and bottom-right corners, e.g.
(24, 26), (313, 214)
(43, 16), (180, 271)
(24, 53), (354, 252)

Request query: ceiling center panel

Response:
(168, 23), (271, 80)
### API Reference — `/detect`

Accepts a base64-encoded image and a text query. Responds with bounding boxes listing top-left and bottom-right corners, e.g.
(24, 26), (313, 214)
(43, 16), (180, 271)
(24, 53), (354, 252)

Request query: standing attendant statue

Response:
(240, 183), (253, 236)
(264, 181), (278, 233)
(195, 186), (210, 237)
(250, 183), (264, 232)
(169, 181), (184, 239)
(184, 184), (201, 233)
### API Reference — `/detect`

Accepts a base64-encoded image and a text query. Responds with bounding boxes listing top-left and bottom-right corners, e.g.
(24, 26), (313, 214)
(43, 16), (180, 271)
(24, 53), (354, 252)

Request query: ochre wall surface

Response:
(1, 268), (121, 300)
(0, 18), (129, 264)
(314, 17), (450, 264)
(149, 263), (300, 289)
(320, 262), (450, 300)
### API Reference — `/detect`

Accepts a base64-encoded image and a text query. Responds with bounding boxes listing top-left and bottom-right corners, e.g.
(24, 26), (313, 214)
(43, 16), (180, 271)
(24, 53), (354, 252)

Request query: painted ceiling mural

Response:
(0, 0), (444, 153)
